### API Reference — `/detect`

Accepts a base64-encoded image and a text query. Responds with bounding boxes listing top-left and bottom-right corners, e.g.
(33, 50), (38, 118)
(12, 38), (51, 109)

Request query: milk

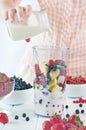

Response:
(6, 10), (51, 41)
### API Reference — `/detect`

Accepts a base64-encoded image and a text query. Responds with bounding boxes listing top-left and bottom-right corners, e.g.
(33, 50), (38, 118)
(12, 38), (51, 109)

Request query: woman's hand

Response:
(4, 5), (32, 23)
(4, 5), (32, 42)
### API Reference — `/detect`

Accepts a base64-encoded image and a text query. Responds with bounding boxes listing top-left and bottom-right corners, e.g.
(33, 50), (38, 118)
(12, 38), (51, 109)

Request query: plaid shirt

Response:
(38, 0), (86, 77)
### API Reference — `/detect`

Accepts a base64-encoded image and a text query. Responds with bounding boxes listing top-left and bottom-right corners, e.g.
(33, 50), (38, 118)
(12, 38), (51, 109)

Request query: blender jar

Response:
(33, 45), (68, 117)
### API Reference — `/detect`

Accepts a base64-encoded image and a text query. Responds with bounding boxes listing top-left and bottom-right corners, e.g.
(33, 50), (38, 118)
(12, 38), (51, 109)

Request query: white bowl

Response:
(3, 88), (34, 105)
(65, 84), (86, 98)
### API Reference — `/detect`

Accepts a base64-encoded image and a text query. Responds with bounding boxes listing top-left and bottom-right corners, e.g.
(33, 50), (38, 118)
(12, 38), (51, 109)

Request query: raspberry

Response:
(48, 59), (54, 66)
(0, 112), (8, 124)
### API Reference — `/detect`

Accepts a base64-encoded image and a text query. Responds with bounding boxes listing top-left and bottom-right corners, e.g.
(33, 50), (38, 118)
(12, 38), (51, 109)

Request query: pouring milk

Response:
(5, 9), (51, 41)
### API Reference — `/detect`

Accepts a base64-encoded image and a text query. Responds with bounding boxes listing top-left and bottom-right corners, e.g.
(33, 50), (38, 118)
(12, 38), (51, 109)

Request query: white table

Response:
(0, 91), (86, 130)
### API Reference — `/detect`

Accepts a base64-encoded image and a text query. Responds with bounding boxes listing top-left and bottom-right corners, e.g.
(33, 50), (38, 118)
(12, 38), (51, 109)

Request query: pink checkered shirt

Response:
(38, 0), (86, 77)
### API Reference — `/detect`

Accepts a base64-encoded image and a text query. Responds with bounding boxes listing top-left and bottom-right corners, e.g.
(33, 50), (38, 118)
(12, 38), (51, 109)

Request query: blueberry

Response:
(25, 117), (30, 121)
(65, 105), (69, 109)
(22, 113), (26, 118)
(75, 109), (80, 114)
(79, 104), (83, 107)
(66, 113), (70, 118)
(14, 115), (19, 120)
(81, 110), (85, 114)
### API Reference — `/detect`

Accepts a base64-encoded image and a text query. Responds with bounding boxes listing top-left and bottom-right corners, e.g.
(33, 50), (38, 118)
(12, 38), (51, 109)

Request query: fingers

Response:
(4, 11), (9, 20)
(8, 9), (16, 22)
(16, 6), (25, 22)
(26, 5), (32, 16)
(4, 5), (32, 22)
(4, 9), (16, 22)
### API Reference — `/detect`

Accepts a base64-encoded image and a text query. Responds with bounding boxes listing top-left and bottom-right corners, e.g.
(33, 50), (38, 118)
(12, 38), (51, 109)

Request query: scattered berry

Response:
(22, 113), (26, 118)
(81, 110), (85, 114)
(25, 117), (30, 121)
(79, 104), (83, 107)
(14, 115), (19, 120)
(75, 109), (80, 114)
(65, 105), (69, 109)
(66, 114), (70, 118)
(0, 112), (8, 124)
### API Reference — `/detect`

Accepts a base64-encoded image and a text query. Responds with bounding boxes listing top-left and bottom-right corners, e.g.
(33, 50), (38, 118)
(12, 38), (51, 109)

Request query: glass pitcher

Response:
(5, 9), (50, 41)
(33, 44), (68, 117)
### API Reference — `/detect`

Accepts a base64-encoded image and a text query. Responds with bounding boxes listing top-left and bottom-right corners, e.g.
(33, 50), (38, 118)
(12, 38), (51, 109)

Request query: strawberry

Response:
(48, 59), (54, 66)
(42, 120), (52, 130)
(66, 122), (79, 130)
(50, 115), (62, 125)
(35, 64), (41, 74)
(68, 114), (77, 123)
(79, 127), (86, 130)
(51, 123), (66, 130)
(68, 128), (77, 130)
(68, 114), (83, 127)
(0, 112), (8, 124)
(54, 60), (64, 65)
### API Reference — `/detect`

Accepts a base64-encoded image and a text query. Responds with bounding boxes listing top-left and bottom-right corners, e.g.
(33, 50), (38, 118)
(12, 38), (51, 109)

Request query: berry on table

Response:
(0, 112), (8, 124)
(25, 117), (30, 121)
(79, 104), (83, 107)
(14, 115), (19, 120)
(65, 105), (69, 109)
(75, 109), (80, 114)
(66, 113), (70, 118)
(22, 113), (26, 118)
(81, 109), (85, 114)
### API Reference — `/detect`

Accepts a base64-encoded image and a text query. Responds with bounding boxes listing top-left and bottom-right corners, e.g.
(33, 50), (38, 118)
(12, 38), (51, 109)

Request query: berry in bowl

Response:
(65, 76), (86, 98)
(3, 76), (33, 106)
(0, 72), (15, 112)
(0, 72), (15, 100)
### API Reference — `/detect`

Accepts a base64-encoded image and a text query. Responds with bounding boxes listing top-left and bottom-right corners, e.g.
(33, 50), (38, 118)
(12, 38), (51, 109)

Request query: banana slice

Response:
(49, 69), (60, 79)
(47, 79), (62, 92)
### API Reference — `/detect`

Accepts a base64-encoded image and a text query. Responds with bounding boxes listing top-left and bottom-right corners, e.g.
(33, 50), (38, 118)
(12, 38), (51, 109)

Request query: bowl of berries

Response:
(65, 76), (86, 98)
(3, 76), (33, 105)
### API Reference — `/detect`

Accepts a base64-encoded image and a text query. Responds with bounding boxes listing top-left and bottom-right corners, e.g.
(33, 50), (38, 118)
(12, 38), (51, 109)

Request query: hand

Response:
(4, 5), (32, 42)
(4, 5), (32, 22)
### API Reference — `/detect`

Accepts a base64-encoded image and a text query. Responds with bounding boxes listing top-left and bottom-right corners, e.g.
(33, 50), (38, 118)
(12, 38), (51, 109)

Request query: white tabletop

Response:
(0, 90), (86, 130)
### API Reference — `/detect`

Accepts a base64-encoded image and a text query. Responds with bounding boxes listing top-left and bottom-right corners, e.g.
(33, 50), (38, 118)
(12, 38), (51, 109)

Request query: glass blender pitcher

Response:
(33, 44), (68, 117)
